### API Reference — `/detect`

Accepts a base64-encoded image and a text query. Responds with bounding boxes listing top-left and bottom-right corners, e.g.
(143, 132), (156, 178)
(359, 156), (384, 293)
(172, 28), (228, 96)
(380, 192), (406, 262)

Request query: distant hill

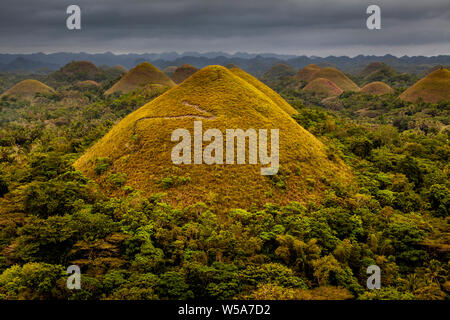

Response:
(47, 61), (108, 85)
(296, 66), (359, 92)
(359, 62), (392, 78)
(358, 62), (418, 88)
(1, 79), (55, 99)
(302, 78), (343, 98)
(0, 57), (58, 73)
(163, 66), (178, 77)
(1, 53), (449, 76)
(99, 65), (128, 79)
(264, 63), (297, 80)
(400, 68), (450, 103)
(104, 62), (176, 95)
(295, 64), (321, 82)
(170, 64), (199, 84)
(74, 65), (351, 207)
(360, 81), (394, 95)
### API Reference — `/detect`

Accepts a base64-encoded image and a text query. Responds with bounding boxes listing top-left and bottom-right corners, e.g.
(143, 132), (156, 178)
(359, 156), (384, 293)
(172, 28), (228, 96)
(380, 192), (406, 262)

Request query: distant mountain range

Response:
(1, 52), (449, 76)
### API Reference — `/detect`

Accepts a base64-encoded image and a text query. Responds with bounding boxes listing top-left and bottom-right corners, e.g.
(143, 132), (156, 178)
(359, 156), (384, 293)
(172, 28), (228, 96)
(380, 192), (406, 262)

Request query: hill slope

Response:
(400, 68), (450, 103)
(229, 67), (298, 115)
(74, 66), (351, 208)
(302, 78), (343, 98)
(171, 64), (199, 84)
(1, 79), (55, 99)
(360, 81), (394, 95)
(105, 62), (176, 95)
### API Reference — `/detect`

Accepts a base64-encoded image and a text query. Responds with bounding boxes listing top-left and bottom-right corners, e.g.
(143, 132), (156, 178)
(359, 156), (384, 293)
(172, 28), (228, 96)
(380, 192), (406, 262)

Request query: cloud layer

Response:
(0, 0), (449, 55)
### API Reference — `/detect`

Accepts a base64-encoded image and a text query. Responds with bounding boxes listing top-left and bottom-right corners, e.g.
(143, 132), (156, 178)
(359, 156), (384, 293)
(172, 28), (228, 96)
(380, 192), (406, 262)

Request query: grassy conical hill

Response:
(302, 78), (343, 98)
(229, 67), (297, 115)
(171, 64), (199, 84)
(360, 81), (394, 95)
(105, 62), (176, 95)
(48, 61), (106, 84)
(74, 65), (351, 208)
(308, 67), (359, 92)
(1, 79), (55, 99)
(295, 64), (321, 82)
(360, 62), (392, 78)
(400, 68), (450, 103)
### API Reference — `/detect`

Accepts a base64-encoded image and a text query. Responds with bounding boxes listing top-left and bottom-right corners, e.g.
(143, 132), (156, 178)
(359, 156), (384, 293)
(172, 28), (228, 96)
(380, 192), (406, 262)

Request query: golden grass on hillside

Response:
(400, 68), (450, 103)
(229, 67), (298, 115)
(302, 78), (343, 98)
(105, 62), (176, 95)
(307, 67), (359, 92)
(295, 64), (321, 82)
(1, 79), (55, 99)
(360, 81), (394, 95)
(171, 64), (199, 84)
(75, 65), (351, 208)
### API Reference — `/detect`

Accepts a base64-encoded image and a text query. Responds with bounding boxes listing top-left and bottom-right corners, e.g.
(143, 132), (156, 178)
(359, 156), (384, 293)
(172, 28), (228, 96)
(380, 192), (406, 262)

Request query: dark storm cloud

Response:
(0, 0), (449, 55)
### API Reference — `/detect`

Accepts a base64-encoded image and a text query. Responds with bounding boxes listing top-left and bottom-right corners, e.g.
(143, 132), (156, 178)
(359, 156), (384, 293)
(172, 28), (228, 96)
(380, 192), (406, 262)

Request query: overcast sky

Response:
(0, 0), (449, 56)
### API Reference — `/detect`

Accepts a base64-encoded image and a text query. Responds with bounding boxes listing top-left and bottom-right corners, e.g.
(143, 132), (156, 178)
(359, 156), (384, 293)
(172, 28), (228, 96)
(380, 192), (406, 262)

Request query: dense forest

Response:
(0, 62), (448, 300)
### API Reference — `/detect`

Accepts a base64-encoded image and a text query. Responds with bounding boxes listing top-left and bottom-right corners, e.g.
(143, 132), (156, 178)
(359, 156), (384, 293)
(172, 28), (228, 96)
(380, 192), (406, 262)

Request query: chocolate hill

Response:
(296, 65), (359, 92)
(105, 62), (176, 95)
(48, 61), (107, 84)
(302, 78), (343, 98)
(295, 64), (321, 82)
(360, 81), (394, 95)
(171, 64), (199, 84)
(1, 79), (55, 99)
(400, 68), (450, 103)
(74, 66), (351, 208)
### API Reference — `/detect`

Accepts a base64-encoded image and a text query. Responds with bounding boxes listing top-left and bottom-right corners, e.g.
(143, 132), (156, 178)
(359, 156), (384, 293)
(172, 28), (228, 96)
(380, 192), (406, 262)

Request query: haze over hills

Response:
(74, 65), (351, 208)
(400, 68), (450, 103)
(1, 53), (449, 76)
(104, 62), (176, 95)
